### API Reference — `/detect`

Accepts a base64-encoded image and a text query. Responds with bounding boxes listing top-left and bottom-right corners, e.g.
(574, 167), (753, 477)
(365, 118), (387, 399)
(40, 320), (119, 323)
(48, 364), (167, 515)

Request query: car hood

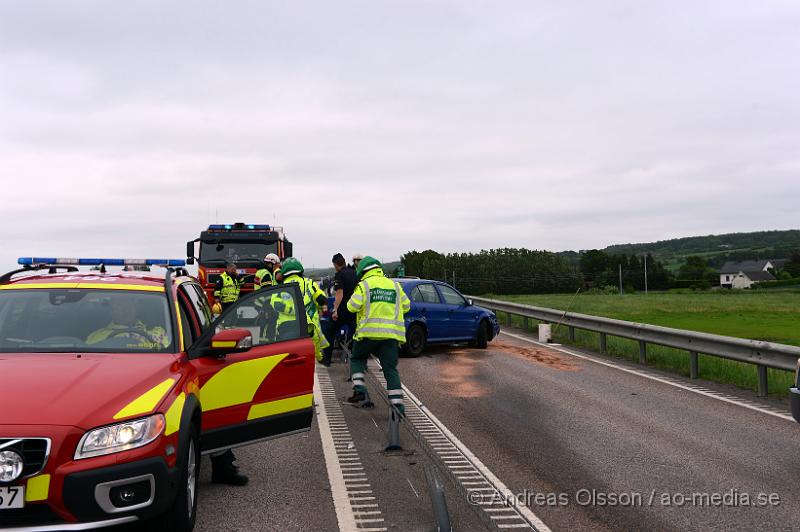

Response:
(0, 353), (181, 429)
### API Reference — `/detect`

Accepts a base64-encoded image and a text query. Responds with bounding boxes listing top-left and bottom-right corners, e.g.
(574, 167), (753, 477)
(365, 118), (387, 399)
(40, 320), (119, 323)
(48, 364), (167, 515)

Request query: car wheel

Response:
(156, 424), (200, 532)
(474, 320), (489, 349)
(403, 324), (426, 358)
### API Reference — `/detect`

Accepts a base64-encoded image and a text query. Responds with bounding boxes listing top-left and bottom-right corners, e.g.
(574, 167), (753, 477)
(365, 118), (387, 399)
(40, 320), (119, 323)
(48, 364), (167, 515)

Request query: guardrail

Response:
(469, 296), (800, 397)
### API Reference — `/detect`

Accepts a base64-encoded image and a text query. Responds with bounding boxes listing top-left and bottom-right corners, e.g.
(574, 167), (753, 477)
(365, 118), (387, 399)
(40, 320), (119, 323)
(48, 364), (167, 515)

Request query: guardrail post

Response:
(689, 351), (699, 379)
(568, 326), (575, 342)
(424, 465), (452, 532)
(599, 333), (607, 354)
(757, 365), (768, 397)
(504, 312), (512, 327)
(638, 341), (647, 364)
(386, 408), (402, 451)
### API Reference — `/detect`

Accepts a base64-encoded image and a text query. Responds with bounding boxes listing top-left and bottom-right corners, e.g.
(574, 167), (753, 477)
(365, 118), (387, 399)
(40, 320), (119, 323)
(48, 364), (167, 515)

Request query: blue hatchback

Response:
(395, 278), (500, 357)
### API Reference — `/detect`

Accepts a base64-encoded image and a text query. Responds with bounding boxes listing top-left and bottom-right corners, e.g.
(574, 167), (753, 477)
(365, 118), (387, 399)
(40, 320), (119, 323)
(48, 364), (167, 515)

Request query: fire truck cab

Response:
(186, 223), (293, 302)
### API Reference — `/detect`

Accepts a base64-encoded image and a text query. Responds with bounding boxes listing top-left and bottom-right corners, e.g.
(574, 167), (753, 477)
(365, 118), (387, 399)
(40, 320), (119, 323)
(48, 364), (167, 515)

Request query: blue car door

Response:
(435, 284), (475, 340)
(409, 283), (447, 341)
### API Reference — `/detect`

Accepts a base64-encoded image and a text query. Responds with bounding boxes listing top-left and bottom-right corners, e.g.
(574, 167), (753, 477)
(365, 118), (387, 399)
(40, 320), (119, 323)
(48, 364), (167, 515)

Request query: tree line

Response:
(400, 248), (800, 294)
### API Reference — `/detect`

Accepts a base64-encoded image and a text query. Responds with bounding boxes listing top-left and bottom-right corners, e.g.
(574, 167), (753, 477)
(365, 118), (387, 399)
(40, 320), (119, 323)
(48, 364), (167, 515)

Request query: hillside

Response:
(594, 229), (800, 271)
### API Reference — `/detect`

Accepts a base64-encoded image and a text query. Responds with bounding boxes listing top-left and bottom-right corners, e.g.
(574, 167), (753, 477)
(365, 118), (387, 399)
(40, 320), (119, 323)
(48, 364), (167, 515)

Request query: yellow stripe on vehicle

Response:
(199, 354), (288, 412)
(211, 340), (238, 348)
(0, 283), (164, 292)
(247, 393), (313, 421)
(175, 301), (184, 352)
(25, 474), (50, 502)
(113, 378), (177, 420)
(164, 392), (186, 436)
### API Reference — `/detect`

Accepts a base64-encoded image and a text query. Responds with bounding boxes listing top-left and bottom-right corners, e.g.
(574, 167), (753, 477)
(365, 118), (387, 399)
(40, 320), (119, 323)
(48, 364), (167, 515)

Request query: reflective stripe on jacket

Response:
(255, 268), (276, 290)
(214, 272), (244, 303)
(347, 268), (410, 342)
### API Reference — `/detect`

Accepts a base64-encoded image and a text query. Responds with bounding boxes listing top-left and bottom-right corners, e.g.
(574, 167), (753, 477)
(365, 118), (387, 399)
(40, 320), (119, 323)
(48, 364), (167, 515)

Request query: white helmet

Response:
(264, 253), (280, 264)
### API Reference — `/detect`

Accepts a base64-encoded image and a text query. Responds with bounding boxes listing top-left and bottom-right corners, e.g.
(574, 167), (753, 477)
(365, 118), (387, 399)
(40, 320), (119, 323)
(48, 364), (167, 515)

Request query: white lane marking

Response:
(401, 384), (552, 532)
(314, 372), (358, 532)
(501, 330), (796, 423)
(406, 477), (420, 498)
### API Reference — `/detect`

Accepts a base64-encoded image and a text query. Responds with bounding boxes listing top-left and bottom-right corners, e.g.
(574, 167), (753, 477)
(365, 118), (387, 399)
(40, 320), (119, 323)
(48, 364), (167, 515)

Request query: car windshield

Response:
(199, 241), (278, 266)
(0, 289), (174, 353)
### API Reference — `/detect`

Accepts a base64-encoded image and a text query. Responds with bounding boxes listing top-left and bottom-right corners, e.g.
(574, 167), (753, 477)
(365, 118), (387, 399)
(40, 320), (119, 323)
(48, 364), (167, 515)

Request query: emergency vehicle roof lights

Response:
(207, 224), (270, 231)
(18, 258), (187, 267)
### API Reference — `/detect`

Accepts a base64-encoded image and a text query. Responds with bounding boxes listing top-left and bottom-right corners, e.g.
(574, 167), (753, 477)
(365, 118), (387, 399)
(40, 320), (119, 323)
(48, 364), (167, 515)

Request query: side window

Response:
(438, 285), (466, 306)
(185, 284), (212, 330)
(417, 283), (441, 304)
(216, 286), (307, 346)
(410, 286), (425, 303)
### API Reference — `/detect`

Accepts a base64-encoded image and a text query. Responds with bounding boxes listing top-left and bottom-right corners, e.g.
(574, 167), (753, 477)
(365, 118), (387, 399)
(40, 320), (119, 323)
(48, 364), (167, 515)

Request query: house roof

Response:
(720, 260), (772, 274)
(743, 270), (776, 282)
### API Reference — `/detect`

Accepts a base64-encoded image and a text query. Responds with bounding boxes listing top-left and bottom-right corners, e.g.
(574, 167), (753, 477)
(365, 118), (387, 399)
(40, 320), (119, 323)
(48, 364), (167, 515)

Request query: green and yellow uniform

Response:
(214, 272), (245, 307)
(86, 320), (170, 349)
(283, 273), (330, 361)
(347, 257), (410, 413)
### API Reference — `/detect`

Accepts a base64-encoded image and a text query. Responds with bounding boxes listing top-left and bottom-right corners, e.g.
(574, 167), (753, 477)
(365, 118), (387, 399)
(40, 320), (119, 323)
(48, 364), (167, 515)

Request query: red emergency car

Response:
(0, 259), (316, 531)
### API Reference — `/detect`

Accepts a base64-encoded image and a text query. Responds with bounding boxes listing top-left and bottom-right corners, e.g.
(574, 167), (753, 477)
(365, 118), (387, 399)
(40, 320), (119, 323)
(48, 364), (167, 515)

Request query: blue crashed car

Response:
(395, 278), (500, 357)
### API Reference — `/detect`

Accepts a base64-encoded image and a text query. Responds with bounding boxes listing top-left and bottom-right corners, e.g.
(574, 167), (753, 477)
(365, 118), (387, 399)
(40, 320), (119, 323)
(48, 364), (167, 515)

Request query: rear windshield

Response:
(0, 289), (173, 353)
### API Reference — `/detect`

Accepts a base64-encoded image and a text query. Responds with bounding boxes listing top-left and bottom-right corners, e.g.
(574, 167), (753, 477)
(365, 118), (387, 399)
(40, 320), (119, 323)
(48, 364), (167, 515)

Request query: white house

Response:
(719, 260), (776, 289)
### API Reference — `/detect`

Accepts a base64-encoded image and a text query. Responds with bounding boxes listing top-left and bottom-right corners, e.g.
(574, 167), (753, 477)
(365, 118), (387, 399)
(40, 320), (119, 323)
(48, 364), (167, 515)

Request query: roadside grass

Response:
(491, 291), (799, 397)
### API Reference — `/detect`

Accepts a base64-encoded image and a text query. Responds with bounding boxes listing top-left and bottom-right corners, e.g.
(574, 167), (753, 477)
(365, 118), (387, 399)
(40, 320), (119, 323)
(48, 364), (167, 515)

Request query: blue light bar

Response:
(207, 223), (270, 230)
(18, 258), (186, 267)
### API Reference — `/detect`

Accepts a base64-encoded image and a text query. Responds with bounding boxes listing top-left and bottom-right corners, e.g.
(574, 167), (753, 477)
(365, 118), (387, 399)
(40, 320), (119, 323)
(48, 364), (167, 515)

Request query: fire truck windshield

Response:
(199, 241), (278, 266)
(0, 289), (173, 353)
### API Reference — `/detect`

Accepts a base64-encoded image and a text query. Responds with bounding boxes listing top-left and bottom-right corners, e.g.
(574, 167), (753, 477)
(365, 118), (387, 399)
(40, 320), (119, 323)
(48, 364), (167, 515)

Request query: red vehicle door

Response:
(187, 282), (315, 454)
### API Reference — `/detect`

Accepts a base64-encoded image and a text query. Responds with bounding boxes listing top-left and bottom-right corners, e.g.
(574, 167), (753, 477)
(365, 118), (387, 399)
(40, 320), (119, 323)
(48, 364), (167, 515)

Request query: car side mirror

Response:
(210, 328), (252, 355)
(466, 299), (473, 306)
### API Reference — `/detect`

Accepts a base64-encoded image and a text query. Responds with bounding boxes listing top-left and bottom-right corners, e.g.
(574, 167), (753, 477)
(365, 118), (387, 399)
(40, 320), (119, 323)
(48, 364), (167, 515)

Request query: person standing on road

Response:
(213, 261), (245, 313)
(280, 258), (330, 362)
(255, 253), (280, 289)
(346, 256), (410, 415)
(322, 253), (358, 366)
(352, 254), (363, 271)
(210, 261), (249, 485)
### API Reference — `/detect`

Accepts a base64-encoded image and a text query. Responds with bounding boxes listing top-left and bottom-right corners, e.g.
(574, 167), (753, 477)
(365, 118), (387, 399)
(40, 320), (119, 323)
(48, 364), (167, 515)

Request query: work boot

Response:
(211, 464), (249, 486)
(210, 449), (249, 486)
(346, 391), (366, 404)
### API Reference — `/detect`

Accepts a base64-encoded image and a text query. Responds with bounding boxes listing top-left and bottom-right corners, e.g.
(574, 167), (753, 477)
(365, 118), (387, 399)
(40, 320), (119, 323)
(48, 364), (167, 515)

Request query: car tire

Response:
(403, 324), (426, 358)
(474, 320), (489, 349)
(156, 424), (200, 532)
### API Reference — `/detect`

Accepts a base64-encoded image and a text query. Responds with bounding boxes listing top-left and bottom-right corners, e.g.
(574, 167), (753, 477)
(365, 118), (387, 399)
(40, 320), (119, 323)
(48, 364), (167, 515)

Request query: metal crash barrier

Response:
(470, 296), (800, 397)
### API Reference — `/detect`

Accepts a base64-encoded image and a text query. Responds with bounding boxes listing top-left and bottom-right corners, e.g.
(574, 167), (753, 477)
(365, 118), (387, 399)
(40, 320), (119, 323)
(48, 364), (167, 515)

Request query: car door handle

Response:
(282, 354), (306, 366)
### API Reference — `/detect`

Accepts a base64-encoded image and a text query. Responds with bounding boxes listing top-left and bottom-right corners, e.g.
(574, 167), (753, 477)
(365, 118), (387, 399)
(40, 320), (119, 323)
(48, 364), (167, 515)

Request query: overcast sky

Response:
(1, 0), (798, 269)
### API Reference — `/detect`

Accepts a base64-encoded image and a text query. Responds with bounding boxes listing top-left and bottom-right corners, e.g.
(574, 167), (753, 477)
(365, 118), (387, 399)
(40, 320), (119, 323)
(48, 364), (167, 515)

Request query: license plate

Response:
(0, 486), (24, 509)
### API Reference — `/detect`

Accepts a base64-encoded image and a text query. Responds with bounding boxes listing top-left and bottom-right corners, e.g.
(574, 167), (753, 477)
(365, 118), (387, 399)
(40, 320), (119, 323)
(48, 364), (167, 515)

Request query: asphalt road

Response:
(399, 331), (800, 531)
(111, 327), (800, 532)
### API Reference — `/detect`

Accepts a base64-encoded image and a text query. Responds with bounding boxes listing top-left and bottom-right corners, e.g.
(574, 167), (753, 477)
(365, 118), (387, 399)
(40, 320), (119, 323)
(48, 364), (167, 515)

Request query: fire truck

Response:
(186, 223), (293, 301)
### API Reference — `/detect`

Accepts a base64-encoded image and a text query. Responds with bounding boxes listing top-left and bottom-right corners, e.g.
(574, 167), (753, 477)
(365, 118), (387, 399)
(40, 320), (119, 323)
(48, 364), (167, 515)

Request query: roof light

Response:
(18, 258), (186, 267)
(206, 224), (271, 231)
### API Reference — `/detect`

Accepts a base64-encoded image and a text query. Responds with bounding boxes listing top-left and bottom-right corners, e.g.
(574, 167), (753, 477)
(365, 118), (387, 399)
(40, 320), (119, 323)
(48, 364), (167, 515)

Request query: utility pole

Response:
(643, 255), (648, 295)
(452, 270), (456, 288)
(619, 263), (623, 294)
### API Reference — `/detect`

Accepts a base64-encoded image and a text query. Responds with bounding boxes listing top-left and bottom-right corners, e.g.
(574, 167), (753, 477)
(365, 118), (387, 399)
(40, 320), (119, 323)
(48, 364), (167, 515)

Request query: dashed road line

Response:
(315, 369), (388, 532)
(500, 330), (796, 423)
(366, 361), (551, 532)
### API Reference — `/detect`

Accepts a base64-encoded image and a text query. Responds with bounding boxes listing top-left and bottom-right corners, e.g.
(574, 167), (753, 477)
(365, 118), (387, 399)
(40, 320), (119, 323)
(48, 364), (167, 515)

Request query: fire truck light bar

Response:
(207, 224), (270, 230)
(18, 258), (186, 267)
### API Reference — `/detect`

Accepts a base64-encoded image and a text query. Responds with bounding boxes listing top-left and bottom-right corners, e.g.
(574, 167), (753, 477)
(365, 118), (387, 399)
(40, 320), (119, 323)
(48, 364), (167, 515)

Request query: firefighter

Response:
(280, 258), (329, 361)
(255, 253), (280, 289)
(346, 256), (410, 415)
(213, 261), (246, 312)
(210, 261), (249, 485)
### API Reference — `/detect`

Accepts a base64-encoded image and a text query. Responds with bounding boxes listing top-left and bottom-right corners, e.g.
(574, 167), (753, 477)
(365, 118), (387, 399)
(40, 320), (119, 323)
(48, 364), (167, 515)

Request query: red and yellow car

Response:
(0, 260), (316, 531)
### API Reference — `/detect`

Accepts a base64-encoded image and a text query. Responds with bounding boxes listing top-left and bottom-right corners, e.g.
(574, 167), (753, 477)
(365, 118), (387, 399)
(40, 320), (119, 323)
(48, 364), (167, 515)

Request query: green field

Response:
(492, 290), (800, 395)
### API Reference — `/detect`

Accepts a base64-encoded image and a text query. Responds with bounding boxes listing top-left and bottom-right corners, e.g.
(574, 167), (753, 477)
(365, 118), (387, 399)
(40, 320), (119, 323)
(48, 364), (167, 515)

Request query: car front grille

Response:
(0, 438), (50, 480)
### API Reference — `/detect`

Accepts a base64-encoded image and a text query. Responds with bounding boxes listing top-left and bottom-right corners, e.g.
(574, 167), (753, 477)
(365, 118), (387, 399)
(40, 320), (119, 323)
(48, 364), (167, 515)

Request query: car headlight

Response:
(75, 414), (165, 460)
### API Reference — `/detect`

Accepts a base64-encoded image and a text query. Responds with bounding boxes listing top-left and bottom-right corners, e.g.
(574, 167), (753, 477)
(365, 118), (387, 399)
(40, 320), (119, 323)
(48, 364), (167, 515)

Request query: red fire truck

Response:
(186, 223), (293, 301)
